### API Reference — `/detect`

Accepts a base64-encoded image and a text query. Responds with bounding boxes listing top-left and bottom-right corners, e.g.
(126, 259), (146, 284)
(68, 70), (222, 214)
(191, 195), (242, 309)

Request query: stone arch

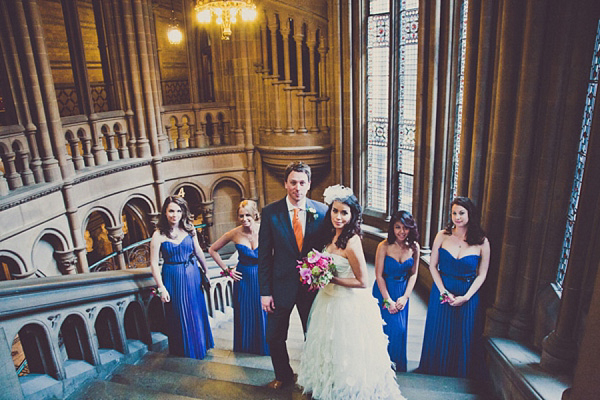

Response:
(123, 301), (151, 345)
(0, 250), (27, 281)
(32, 229), (71, 277)
(82, 207), (117, 271)
(58, 313), (96, 367)
(15, 322), (60, 379)
(211, 178), (244, 247)
(95, 306), (125, 354)
(120, 195), (155, 245)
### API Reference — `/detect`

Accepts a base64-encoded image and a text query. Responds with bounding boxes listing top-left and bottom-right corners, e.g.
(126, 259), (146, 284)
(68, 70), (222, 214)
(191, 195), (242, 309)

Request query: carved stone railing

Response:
(0, 266), (233, 399)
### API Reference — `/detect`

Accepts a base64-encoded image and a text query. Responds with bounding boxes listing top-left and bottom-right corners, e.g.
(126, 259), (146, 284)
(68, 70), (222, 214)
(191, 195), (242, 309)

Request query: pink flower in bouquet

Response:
(297, 249), (336, 291)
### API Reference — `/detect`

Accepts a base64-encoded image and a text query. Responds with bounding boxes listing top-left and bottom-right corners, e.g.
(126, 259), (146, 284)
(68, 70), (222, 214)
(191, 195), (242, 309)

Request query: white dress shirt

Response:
(286, 196), (307, 236)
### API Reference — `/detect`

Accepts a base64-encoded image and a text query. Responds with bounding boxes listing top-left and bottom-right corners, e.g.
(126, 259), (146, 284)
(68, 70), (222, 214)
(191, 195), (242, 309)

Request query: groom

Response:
(258, 161), (328, 389)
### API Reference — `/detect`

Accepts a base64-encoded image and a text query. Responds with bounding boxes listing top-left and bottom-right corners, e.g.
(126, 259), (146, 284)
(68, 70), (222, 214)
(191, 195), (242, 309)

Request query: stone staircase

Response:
(69, 306), (498, 399)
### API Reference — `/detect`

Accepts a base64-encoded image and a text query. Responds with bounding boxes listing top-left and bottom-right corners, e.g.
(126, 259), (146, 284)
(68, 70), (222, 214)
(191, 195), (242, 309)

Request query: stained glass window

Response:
(397, 0), (419, 212)
(367, 9), (390, 212)
(556, 20), (600, 288)
(450, 0), (469, 200)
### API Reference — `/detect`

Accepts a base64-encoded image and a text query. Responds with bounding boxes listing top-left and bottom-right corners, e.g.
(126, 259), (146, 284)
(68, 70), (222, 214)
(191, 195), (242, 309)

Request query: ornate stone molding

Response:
(256, 144), (332, 179)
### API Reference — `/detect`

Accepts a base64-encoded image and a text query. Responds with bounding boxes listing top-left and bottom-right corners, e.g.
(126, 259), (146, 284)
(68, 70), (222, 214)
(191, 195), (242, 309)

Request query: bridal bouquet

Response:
(297, 249), (336, 291)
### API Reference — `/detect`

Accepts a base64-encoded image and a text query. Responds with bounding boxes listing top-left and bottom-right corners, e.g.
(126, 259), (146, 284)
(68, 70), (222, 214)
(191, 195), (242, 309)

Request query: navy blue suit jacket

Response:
(258, 197), (328, 309)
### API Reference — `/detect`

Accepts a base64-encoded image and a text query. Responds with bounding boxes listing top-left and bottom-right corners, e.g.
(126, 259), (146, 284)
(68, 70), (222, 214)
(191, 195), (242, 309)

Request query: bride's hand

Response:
(387, 301), (399, 314)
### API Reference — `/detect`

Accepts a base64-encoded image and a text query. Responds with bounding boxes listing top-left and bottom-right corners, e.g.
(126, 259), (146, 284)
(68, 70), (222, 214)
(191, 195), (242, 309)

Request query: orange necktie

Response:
(293, 208), (303, 252)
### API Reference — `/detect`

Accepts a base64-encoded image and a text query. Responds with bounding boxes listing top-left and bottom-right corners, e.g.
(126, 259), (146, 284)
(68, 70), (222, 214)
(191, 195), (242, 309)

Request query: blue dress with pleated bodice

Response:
(161, 235), (214, 359)
(372, 256), (414, 371)
(418, 247), (483, 378)
(233, 244), (269, 355)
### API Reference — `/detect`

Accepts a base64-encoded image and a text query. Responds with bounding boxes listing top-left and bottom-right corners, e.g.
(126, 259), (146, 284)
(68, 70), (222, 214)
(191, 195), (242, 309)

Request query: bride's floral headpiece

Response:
(323, 184), (354, 205)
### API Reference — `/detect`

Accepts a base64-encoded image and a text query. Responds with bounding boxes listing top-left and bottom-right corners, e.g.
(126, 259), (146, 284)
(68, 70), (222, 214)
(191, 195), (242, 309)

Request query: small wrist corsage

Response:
(307, 206), (318, 220)
(440, 290), (450, 304)
(220, 267), (235, 278)
(382, 298), (393, 309)
(152, 287), (163, 297)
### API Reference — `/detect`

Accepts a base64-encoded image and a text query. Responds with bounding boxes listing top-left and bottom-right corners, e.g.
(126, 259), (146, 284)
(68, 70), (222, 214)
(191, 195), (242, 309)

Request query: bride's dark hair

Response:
(322, 194), (363, 250)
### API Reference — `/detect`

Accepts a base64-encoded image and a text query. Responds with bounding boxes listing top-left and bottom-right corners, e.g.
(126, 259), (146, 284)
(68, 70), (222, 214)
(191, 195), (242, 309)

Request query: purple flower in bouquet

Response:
(297, 249), (336, 291)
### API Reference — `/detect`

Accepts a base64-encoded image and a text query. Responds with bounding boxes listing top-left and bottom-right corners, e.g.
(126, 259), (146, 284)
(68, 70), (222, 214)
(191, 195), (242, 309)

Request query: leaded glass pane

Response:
(450, 0), (469, 199)
(556, 20), (600, 288)
(370, 0), (389, 15)
(367, 12), (390, 213)
(397, 1), (419, 212)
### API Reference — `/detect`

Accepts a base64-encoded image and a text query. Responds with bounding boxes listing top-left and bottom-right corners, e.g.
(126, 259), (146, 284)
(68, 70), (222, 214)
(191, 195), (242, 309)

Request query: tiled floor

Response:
(207, 260), (429, 373)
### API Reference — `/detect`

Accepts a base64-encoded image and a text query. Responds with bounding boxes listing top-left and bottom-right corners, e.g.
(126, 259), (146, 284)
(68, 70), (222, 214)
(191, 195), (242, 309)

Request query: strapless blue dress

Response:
(233, 244), (269, 355)
(161, 235), (214, 359)
(418, 247), (483, 378)
(372, 255), (414, 371)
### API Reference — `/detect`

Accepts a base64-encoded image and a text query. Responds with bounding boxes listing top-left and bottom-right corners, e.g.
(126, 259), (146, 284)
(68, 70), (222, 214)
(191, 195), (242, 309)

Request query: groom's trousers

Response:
(266, 288), (316, 383)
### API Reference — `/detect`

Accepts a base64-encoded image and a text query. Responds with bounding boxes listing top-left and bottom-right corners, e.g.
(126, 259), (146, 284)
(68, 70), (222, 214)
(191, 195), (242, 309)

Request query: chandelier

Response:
(167, 0), (183, 44)
(195, 0), (258, 40)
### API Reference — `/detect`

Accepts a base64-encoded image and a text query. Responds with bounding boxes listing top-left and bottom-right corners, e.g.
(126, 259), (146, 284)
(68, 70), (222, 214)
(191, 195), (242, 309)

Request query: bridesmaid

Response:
(418, 197), (490, 378)
(372, 210), (420, 372)
(208, 200), (269, 355)
(150, 195), (214, 359)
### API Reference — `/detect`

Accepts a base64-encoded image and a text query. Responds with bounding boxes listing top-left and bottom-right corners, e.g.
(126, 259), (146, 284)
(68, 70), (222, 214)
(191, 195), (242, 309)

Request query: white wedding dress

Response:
(297, 252), (406, 400)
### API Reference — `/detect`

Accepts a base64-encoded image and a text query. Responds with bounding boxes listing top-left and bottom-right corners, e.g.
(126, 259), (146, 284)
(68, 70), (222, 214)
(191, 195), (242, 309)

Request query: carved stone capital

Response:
(54, 249), (77, 275)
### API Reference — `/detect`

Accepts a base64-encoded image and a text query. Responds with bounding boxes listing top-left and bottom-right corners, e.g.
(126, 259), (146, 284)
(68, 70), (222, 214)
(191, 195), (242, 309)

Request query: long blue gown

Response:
(418, 247), (483, 378)
(161, 235), (214, 359)
(372, 256), (414, 371)
(233, 244), (269, 355)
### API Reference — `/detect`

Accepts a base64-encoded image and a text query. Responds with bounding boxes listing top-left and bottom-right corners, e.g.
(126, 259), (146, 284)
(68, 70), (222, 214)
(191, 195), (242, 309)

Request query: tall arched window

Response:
(365, 0), (419, 219)
(556, 20), (600, 289)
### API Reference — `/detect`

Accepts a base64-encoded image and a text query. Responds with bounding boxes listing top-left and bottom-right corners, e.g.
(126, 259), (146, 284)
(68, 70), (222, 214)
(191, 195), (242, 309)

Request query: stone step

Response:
(68, 380), (198, 400)
(136, 351), (496, 399)
(110, 363), (307, 399)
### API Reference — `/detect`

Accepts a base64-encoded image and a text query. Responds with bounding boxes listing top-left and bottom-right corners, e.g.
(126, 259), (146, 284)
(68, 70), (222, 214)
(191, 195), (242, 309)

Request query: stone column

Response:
(280, 20), (295, 134)
(132, 0), (160, 156)
(54, 250), (77, 275)
(122, 0), (152, 157)
(13, 0), (62, 182)
(268, 16), (283, 134)
(260, 23), (272, 135)
(0, 1), (43, 183)
(17, 151), (35, 185)
(240, 24), (258, 200)
(80, 135), (94, 167)
(111, 0), (137, 158)
(107, 225), (126, 270)
(176, 122), (186, 149)
(317, 34), (329, 133)
(67, 137), (85, 170)
(24, 0), (75, 179)
(1, 152), (23, 190)
(104, 129), (119, 161)
(307, 30), (319, 134)
(294, 29), (308, 134)
(62, 179), (88, 273)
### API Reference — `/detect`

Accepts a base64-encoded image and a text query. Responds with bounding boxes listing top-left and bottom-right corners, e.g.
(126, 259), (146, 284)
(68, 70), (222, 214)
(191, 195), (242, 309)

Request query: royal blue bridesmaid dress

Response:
(372, 256), (414, 371)
(161, 235), (214, 359)
(418, 247), (483, 378)
(233, 244), (269, 355)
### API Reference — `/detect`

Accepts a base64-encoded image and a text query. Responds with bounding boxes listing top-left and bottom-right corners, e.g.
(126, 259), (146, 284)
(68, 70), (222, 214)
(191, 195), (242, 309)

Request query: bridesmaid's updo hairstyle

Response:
(239, 199), (260, 221)
(387, 210), (419, 251)
(322, 185), (363, 250)
(157, 195), (196, 239)
(443, 196), (486, 245)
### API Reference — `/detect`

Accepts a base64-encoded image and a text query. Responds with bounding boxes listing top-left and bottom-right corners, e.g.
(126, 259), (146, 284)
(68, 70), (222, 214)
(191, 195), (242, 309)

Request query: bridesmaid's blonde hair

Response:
(239, 199), (260, 221)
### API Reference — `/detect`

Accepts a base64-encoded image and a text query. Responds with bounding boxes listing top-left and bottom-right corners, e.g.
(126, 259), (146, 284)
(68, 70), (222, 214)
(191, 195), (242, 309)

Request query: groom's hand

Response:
(261, 295), (275, 313)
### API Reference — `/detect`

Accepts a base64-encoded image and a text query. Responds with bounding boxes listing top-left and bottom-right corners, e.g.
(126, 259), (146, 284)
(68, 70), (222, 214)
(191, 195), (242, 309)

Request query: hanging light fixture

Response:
(195, 0), (257, 40)
(167, 0), (183, 45)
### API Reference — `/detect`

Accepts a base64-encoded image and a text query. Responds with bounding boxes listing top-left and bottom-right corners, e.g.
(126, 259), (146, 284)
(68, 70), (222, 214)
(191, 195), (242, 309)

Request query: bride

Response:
(297, 185), (405, 400)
